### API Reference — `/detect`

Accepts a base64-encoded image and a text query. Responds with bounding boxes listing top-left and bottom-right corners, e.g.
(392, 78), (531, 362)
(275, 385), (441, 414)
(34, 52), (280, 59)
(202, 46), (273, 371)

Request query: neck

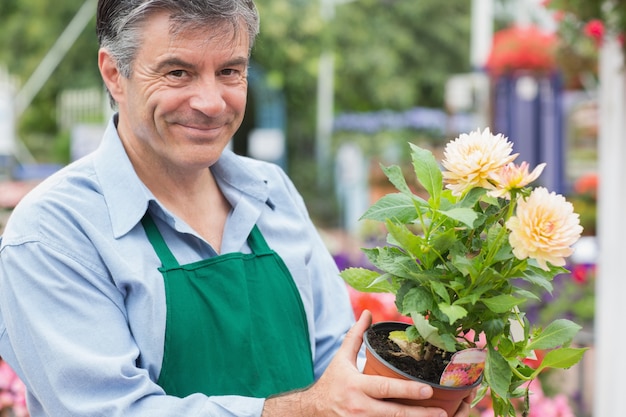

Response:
(144, 167), (231, 253)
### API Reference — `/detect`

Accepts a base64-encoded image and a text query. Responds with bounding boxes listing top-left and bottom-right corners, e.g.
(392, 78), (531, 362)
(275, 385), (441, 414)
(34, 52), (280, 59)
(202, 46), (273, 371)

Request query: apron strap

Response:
(142, 214), (268, 266)
(141, 213), (180, 269)
(247, 225), (271, 254)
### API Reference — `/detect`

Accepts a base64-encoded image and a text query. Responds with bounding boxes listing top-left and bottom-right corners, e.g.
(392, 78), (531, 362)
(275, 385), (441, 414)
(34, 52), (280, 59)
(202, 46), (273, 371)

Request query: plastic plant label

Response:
(510, 314), (537, 361)
(439, 348), (486, 387)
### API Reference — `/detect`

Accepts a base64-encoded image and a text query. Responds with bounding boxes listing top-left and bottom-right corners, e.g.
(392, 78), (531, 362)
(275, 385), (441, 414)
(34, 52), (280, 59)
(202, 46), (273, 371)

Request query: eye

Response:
(168, 69), (187, 78)
(220, 68), (239, 77)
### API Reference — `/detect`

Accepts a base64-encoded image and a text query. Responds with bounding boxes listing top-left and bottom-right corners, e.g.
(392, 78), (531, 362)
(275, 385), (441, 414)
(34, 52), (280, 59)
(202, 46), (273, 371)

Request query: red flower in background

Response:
(571, 263), (596, 284)
(523, 349), (547, 369)
(573, 172), (598, 199)
(486, 25), (558, 76)
(583, 19), (605, 46)
(347, 287), (410, 324)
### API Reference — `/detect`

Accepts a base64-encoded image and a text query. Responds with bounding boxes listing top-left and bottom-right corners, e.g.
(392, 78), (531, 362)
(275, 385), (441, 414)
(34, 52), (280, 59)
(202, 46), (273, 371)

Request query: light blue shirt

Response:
(0, 116), (356, 417)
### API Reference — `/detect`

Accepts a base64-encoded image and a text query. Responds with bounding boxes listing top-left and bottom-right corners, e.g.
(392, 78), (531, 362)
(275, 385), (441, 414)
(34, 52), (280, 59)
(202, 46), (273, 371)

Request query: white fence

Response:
(56, 87), (107, 131)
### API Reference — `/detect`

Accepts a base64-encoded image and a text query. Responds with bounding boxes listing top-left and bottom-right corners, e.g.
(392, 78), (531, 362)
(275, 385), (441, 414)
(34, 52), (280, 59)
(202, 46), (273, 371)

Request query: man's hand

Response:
(263, 311), (474, 417)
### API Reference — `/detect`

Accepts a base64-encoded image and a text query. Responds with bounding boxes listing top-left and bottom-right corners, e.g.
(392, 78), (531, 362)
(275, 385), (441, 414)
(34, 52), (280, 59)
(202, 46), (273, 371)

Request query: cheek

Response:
(229, 84), (248, 113)
(144, 89), (187, 119)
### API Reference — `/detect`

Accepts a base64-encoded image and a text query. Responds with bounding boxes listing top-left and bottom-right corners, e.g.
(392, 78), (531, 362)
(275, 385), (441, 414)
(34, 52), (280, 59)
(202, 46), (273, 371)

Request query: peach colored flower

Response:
(442, 128), (518, 196)
(488, 161), (546, 199)
(506, 187), (583, 270)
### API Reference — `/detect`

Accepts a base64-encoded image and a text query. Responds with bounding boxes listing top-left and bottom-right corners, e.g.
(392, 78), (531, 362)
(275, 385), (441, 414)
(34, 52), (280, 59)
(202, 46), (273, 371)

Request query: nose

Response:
(189, 75), (227, 115)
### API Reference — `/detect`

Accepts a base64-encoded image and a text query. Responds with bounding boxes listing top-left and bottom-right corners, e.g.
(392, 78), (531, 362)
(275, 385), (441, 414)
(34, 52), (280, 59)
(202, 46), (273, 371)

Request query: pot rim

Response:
(363, 321), (483, 391)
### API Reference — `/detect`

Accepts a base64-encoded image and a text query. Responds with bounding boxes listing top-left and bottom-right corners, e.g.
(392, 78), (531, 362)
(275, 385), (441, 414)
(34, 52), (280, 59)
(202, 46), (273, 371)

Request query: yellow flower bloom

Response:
(442, 128), (518, 196)
(506, 187), (583, 270)
(488, 161), (546, 199)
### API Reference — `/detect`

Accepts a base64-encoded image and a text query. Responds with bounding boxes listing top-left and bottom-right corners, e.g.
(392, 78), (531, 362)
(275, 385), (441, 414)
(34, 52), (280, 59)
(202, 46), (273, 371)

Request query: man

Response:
(0, 1), (473, 416)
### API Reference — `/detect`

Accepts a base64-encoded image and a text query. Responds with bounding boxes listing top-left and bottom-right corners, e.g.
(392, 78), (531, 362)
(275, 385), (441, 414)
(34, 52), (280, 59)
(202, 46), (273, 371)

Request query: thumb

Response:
(338, 310), (372, 362)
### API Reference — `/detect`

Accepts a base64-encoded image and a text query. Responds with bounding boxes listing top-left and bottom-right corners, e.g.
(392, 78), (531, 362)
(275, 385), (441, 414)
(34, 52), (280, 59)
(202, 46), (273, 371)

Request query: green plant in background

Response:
(546, 0), (626, 47)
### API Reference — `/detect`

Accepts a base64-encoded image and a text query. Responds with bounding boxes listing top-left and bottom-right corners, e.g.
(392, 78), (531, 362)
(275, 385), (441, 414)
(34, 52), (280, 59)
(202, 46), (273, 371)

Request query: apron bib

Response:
(141, 214), (314, 398)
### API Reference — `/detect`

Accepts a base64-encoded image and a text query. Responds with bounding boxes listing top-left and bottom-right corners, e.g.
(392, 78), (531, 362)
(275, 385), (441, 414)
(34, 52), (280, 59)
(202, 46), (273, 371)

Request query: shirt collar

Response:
(93, 115), (270, 238)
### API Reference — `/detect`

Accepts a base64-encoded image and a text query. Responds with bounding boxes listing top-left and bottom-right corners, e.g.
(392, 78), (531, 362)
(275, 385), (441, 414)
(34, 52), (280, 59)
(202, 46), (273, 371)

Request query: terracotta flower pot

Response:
(363, 322), (481, 417)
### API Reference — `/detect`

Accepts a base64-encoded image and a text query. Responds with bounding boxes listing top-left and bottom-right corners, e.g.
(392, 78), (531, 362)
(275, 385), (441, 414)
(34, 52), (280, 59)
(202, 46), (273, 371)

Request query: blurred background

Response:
(0, 0), (616, 416)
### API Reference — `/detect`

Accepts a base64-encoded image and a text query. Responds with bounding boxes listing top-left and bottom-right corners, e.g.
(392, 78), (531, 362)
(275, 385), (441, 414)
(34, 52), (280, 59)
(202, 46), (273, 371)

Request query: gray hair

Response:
(96, 0), (260, 106)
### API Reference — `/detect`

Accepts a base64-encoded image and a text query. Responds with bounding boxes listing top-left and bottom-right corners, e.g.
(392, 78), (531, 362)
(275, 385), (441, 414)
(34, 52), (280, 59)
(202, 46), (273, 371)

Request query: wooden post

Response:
(595, 35), (626, 417)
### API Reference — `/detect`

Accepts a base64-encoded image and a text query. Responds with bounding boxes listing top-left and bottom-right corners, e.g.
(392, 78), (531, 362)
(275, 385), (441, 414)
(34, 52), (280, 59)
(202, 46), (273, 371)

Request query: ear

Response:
(98, 48), (125, 104)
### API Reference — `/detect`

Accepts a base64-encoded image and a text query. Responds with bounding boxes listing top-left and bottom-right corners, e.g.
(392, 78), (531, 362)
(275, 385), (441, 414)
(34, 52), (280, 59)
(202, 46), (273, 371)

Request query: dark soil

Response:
(367, 327), (451, 385)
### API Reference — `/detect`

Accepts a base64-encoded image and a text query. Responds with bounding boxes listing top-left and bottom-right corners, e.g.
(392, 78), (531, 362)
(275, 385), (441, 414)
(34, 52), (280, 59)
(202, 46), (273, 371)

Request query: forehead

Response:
(137, 10), (250, 58)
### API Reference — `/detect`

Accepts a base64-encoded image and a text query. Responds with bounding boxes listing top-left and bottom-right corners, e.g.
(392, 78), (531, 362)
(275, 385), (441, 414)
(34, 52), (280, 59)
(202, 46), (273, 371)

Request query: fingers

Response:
(338, 310), (372, 362)
(462, 388), (477, 404)
(340, 311), (437, 402)
(360, 373), (434, 402)
(353, 309), (373, 337)
(353, 395), (447, 417)
(452, 400), (471, 417)
(321, 311), (453, 417)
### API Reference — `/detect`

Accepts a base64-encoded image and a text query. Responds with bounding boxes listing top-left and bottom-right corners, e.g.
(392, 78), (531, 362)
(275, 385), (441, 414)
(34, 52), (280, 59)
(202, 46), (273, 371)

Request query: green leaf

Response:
(459, 186), (485, 207)
(482, 318), (506, 341)
(472, 385), (489, 407)
(410, 312), (455, 351)
(482, 294), (523, 314)
(385, 219), (423, 258)
(532, 347), (588, 376)
(381, 164), (412, 195)
(410, 143), (442, 204)
(400, 286), (433, 315)
(430, 228), (457, 258)
(437, 207), (478, 228)
(450, 252), (477, 279)
(364, 247), (421, 280)
(430, 280), (450, 304)
(370, 273), (400, 291)
(340, 268), (394, 293)
(360, 193), (421, 223)
(527, 319), (582, 351)
(438, 303), (467, 324)
(485, 346), (513, 400)
(515, 288), (541, 302)
(520, 271), (554, 293)
(485, 222), (504, 253)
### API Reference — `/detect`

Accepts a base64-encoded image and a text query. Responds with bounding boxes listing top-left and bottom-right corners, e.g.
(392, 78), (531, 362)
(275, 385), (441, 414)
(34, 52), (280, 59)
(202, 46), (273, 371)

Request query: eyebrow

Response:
(155, 56), (249, 73)
(224, 56), (250, 68)
(154, 57), (195, 73)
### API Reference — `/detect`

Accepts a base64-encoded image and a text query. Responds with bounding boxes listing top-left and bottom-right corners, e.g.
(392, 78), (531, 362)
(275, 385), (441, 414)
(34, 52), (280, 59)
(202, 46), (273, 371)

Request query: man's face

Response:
(102, 11), (250, 174)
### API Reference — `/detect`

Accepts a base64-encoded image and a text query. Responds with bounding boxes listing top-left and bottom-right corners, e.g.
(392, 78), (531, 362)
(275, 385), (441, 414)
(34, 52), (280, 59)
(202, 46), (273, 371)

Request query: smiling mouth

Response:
(179, 123), (222, 131)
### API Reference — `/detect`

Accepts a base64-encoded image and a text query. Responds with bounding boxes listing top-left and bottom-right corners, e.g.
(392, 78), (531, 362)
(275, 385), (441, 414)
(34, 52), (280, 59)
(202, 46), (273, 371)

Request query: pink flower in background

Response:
(571, 263), (595, 284)
(526, 379), (575, 417)
(583, 19), (605, 46)
(471, 378), (576, 417)
(0, 360), (29, 416)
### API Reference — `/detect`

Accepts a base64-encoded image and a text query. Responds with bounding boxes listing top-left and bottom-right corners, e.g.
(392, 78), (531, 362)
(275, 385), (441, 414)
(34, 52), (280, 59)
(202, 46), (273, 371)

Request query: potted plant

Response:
(341, 128), (587, 417)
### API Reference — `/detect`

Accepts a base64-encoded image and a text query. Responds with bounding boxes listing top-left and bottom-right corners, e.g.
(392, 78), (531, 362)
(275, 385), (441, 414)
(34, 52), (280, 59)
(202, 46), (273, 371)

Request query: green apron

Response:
(141, 214), (314, 398)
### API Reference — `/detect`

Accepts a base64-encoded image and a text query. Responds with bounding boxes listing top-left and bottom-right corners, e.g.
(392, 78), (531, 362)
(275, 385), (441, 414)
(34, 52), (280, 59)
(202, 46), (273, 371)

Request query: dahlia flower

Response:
(442, 128), (517, 196)
(507, 187), (583, 270)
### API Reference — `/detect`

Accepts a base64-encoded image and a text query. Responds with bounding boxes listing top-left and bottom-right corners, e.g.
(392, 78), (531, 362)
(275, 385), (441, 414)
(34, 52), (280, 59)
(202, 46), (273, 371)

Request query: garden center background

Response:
(1, 0), (624, 416)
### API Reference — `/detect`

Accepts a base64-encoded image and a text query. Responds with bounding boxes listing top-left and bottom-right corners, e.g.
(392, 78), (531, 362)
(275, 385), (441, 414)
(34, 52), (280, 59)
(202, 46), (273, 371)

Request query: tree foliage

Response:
(332, 0), (471, 111)
(0, 0), (100, 143)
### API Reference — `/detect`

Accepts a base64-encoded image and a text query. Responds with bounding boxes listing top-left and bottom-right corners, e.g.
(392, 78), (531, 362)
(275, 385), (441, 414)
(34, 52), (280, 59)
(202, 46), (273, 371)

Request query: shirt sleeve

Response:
(270, 166), (358, 379)
(0, 240), (265, 417)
